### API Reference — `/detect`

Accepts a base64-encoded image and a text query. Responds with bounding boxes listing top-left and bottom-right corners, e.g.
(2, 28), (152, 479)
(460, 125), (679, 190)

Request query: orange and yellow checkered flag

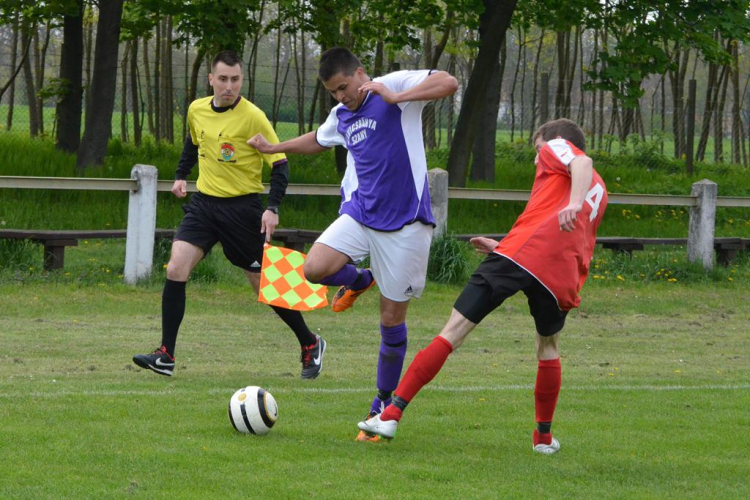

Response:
(258, 244), (328, 311)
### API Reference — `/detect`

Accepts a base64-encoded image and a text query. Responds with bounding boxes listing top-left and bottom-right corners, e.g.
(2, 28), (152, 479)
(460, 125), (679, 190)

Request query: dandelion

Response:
(728, 277), (734, 282)
(29, 266), (34, 271)
(668, 278), (677, 282)
(163, 264), (168, 269)
(674, 369), (681, 373)
(84, 240), (89, 245)
(617, 275), (625, 281)
(635, 214), (640, 220)
(728, 219), (734, 224)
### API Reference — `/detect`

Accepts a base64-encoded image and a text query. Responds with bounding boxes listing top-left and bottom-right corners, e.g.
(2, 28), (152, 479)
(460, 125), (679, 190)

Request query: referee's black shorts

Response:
(174, 192), (266, 272)
(453, 253), (568, 337)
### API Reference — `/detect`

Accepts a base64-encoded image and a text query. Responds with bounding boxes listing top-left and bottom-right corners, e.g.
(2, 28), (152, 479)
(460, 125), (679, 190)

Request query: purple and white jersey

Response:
(316, 70), (436, 231)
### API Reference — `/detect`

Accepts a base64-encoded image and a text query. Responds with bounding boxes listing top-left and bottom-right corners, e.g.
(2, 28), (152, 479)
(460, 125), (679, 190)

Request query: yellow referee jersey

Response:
(187, 96), (287, 197)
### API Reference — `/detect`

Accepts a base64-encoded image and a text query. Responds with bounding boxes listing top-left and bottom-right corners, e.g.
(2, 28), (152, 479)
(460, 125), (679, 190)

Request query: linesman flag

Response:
(258, 244), (328, 311)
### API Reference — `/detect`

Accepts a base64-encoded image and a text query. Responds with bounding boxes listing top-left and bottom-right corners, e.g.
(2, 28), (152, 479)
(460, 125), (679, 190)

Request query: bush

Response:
(427, 234), (471, 285)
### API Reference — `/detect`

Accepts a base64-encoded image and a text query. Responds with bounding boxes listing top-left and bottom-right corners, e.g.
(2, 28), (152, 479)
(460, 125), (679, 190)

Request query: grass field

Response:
(1, 238), (749, 498)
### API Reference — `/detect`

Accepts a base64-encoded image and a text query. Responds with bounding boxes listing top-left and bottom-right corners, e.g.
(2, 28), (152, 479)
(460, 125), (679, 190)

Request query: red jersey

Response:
(495, 139), (607, 310)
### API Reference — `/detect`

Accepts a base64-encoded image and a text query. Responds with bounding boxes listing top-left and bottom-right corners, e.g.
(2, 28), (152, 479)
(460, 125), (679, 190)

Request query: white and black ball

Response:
(228, 386), (278, 435)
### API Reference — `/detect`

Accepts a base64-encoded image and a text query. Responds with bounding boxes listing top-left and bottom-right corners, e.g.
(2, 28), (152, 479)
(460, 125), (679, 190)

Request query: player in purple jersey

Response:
(249, 47), (457, 441)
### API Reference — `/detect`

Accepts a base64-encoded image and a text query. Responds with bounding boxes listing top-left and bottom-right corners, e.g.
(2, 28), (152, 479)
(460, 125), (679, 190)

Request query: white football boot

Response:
(533, 438), (561, 455)
(357, 413), (398, 440)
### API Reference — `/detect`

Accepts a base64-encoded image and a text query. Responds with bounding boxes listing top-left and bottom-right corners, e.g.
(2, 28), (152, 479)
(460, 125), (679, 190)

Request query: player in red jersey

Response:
(358, 118), (608, 453)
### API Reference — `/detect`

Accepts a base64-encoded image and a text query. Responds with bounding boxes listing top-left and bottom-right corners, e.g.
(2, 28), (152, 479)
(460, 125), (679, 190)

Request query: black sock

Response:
(377, 389), (392, 402)
(270, 306), (316, 347)
(537, 422), (552, 434)
(161, 279), (186, 357)
(392, 395), (409, 411)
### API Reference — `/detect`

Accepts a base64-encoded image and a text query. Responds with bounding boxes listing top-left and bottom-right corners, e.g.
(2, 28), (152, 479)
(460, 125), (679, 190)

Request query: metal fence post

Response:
(428, 168), (449, 237)
(687, 179), (717, 270)
(124, 164), (158, 284)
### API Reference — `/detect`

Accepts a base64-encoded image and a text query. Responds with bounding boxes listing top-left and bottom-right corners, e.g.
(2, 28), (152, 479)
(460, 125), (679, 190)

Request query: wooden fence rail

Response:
(2, 166), (749, 282)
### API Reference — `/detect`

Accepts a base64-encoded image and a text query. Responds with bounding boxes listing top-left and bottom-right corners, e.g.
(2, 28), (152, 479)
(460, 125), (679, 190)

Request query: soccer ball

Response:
(228, 386), (278, 435)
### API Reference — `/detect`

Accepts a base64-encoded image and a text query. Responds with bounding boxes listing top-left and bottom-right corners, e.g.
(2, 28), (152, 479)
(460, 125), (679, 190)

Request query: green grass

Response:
(0, 248), (748, 498)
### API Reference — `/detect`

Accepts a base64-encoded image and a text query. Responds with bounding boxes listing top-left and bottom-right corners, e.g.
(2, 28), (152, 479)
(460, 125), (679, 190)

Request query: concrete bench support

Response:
(687, 180), (718, 271)
(125, 165), (158, 284)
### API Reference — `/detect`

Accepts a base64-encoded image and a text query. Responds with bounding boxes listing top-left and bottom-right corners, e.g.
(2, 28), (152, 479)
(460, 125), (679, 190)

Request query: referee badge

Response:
(220, 142), (235, 162)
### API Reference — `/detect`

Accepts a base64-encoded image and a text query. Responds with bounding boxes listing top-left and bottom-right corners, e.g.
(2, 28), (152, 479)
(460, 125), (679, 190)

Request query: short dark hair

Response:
(211, 50), (242, 71)
(533, 118), (586, 151)
(318, 47), (361, 82)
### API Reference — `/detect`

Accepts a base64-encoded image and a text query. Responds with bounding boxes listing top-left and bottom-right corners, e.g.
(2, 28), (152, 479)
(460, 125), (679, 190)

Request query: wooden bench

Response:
(0, 228), (322, 271)
(455, 234), (748, 266)
(596, 236), (748, 265)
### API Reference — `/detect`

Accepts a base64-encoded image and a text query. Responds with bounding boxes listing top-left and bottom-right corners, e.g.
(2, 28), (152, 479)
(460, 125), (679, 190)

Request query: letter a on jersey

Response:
(258, 244), (329, 311)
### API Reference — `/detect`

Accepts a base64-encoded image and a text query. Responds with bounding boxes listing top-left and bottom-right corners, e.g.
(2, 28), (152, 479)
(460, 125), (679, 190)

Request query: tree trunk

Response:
(76, 0), (125, 171)
(307, 78), (320, 133)
(162, 16), (174, 143)
(696, 60), (719, 162)
(247, 0), (267, 100)
(34, 22), (52, 136)
(470, 36), (505, 183)
(84, 7), (94, 115)
(154, 21), (162, 142)
(22, 24), (40, 137)
(510, 27), (524, 141)
(5, 13), (20, 131)
(731, 41), (741, 164)
(131, 36), (141, 146)
(272, 26), (282, 124)
(292, 24), (305, 135)
(528, 28), (545, 141)
(143, 37), (155, 136)
(56, 0), (84, 153)
(189, 46), (206, 104)
(714, 62), (730, 163)
(182, 41), (188, 141)
(590, 29), (599, 150)
(447, 0), (518, 187)
(120, 42), (130, 142)
(554, 30), (569, 118)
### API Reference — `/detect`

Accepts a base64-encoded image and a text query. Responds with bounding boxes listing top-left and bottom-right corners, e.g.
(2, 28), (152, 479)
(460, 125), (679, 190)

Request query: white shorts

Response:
(316, 214), (434, 302)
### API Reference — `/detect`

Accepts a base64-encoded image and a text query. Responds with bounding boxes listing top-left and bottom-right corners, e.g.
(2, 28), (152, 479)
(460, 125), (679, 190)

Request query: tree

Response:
(56, 0), (84, 153)
(447, 0), (517, 187)
(76, 0), (125, 170)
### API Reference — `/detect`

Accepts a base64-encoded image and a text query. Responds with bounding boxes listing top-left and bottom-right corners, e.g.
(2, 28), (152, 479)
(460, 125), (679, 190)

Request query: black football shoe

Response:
(133, 345), (175, 376)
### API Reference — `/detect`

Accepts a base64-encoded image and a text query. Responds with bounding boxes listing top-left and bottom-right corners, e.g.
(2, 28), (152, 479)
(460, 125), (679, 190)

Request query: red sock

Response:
(381, 336), (453, 422)
(534, 358), (561, 433)
(533, 429), (553, 446)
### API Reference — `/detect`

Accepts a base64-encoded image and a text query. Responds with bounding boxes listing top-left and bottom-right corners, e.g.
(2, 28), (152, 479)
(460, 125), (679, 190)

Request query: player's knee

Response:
(165, 260), (190, 281)
(302, 261), (325, 283)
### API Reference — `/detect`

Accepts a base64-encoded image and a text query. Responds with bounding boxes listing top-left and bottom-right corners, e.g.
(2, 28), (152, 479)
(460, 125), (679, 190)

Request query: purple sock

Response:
(370, 396), (392, 414)
(376, 322), (408, 394)
(318, 264), (359, 286)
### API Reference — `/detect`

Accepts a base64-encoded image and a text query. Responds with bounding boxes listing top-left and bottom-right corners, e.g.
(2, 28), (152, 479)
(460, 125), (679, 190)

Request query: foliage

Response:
(427, 233), (472, 284)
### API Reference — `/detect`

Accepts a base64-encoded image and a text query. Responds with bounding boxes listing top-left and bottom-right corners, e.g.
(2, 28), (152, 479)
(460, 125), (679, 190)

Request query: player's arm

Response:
(248, 131), (329, 155)
(558, 155), (594, 232)
(173, 134), (198, 198)
(358, 71), (458, 105)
